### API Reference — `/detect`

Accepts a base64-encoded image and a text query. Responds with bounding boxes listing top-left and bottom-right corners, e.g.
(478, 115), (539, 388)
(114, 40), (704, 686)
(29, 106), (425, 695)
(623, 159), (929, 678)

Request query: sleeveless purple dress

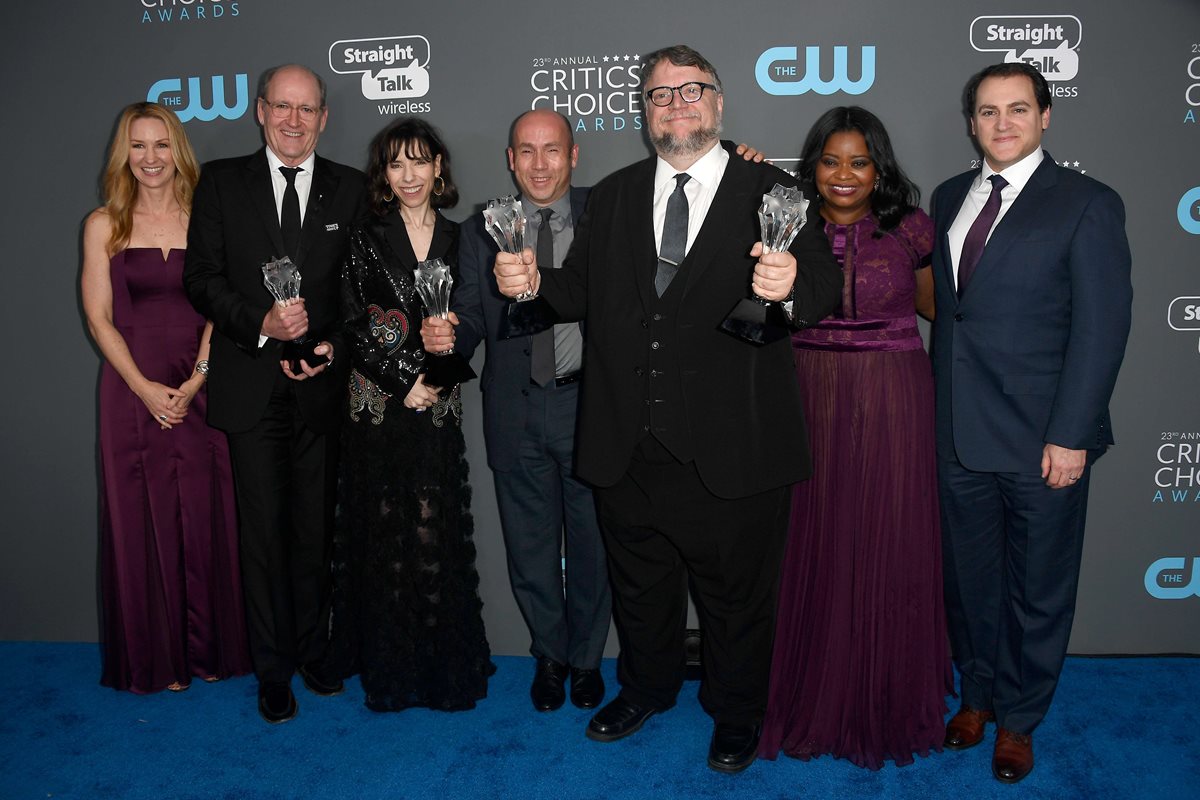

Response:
(98, 247), (251, 693)
(759, 211), (953, 769)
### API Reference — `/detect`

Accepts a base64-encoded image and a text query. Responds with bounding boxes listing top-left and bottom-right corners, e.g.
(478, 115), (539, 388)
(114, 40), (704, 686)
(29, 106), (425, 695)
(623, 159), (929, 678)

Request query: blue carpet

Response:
(0, 643), (1196, 799)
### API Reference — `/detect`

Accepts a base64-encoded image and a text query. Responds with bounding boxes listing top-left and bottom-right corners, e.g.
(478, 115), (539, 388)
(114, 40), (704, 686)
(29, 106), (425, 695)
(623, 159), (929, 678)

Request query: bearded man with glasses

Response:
(184, 64), (365, 724)
(494, 44), (841, 772)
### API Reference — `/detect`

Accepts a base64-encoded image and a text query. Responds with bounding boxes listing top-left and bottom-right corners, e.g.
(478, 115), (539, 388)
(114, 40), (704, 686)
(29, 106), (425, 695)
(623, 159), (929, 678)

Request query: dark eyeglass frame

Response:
(643, 82), (719, 107)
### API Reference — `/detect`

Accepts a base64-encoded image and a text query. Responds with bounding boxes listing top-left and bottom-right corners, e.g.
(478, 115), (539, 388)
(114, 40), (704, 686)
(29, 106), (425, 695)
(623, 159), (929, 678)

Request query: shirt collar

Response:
(653, 140), (727, 197)
(979, 147), (1042, 193)
(265, 147), (316, 176)
(520, 190), (574, 227)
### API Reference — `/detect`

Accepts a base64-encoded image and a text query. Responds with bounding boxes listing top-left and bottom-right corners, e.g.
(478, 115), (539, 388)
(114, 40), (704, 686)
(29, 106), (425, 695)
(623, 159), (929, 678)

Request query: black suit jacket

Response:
(930, 153), (1132, 472)
(453, 186), (589, 471)
(538, 142), (842, 498)
(184, 149), (366, 433)
(342, 210), (459, 399)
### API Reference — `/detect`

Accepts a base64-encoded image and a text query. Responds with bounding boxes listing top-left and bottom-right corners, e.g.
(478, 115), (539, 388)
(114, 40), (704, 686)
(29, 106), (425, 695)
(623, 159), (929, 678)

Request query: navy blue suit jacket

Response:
(452, 186), (589, 471)
(929, 152), (1132, 473)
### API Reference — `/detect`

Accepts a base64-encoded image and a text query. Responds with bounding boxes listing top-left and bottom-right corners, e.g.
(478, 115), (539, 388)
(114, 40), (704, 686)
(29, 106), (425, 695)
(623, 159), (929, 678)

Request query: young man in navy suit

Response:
(930, 62), (1132, 783)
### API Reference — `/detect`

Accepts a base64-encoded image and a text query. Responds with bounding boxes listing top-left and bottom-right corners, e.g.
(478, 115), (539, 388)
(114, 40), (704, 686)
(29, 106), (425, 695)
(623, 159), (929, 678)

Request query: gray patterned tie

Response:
(530, 208), (556, 386)
(655, 173), (691, 296)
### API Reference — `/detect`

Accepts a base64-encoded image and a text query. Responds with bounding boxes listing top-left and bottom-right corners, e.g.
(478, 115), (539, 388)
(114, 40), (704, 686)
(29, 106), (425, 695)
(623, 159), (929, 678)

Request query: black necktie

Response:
(279, 166), (302, 261)
(957, 174), (1008, 297)
(655, 173), (691, 297)
(530, 208), (556, 387)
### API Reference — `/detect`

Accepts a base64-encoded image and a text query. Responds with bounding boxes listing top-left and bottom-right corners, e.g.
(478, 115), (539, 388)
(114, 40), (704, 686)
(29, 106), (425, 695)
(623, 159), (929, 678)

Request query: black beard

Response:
(650, 123), (722, 158)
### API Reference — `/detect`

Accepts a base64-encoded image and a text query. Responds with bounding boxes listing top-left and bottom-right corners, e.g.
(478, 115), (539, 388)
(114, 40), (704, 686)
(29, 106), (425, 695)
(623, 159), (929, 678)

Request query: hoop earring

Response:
(433, 175), (445, 196)
(383, 188), (395, 202)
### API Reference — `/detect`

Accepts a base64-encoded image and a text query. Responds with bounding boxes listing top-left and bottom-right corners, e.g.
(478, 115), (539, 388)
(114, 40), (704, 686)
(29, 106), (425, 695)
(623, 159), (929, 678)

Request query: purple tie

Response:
(957, 174), (1008, 297)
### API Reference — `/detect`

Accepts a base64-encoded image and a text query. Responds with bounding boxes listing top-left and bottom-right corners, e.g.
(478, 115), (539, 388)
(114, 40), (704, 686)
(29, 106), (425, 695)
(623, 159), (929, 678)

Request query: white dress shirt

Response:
(947, 147), (1043, 290)
(652, 141), (729, 259)
(264, 148), (316, 226)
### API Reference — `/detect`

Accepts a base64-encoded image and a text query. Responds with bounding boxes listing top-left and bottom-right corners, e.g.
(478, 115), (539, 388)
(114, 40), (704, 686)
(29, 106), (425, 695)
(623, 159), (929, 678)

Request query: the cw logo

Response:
(755, 46), (876, 96)
(147, 74), (249, 123)
(1177, 186), (1200, 235)
(1144, 557), (1200, 599)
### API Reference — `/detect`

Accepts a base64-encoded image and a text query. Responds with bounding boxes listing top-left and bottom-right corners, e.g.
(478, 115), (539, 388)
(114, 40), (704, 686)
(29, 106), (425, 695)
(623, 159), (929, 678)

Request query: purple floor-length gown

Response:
(98, 247), (251, 693)
(759, 210), (953, 769)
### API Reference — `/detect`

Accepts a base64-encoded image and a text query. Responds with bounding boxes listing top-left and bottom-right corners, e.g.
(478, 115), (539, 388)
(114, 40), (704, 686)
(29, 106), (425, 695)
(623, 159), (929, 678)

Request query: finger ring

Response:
(158, 415), (167, 421)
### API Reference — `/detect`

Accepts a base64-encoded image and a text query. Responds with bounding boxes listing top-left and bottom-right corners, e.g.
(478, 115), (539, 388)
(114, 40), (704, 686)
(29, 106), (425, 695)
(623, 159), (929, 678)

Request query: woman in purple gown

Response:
(759, 107), (953, 768)
(82, 102), (250, 693)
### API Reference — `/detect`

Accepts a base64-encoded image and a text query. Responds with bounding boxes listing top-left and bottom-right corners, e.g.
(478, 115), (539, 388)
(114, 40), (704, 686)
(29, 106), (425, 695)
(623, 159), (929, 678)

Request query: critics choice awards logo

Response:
(139, 0), (240, 24)
(529, 53), (644, 134)
(1145, 434), (1199, 601)
(970, 15), (1081, 98)
(329, 36), (432, 116)
(1187, 50), (1200, 123)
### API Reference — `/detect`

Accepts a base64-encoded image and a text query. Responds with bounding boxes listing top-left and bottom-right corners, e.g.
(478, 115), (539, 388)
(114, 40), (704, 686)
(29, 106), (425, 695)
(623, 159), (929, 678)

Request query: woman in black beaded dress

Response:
(329, 117), (493, 711)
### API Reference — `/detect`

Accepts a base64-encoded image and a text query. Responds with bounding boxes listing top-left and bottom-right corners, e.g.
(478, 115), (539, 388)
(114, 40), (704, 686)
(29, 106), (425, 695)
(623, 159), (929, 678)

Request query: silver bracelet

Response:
(194, 359), (210, 376)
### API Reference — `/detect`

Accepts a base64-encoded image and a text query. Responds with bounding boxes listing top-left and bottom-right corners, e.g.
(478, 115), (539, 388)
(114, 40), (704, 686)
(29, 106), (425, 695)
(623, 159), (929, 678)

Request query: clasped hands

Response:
(261, 298), (334, 381)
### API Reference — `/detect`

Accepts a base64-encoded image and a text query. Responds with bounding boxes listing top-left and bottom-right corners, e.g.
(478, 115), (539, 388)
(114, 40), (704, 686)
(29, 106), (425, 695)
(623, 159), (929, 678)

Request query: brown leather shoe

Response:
(992, 728), (1034, 783)
(944, 706), (995, 750)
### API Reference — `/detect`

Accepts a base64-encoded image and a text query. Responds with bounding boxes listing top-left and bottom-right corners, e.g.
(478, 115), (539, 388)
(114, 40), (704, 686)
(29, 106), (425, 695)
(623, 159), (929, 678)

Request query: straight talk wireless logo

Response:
(329, 35), (432, 116)
(970, 15), (1081, 98)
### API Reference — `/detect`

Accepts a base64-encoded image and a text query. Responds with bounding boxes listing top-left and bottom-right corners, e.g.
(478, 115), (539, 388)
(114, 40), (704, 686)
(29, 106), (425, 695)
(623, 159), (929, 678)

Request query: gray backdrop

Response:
(2, 0), (1197, 656)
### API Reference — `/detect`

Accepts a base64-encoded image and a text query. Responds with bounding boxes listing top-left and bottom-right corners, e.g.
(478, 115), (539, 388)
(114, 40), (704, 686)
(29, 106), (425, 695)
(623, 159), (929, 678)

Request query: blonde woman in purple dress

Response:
(83, 102), (250, 693)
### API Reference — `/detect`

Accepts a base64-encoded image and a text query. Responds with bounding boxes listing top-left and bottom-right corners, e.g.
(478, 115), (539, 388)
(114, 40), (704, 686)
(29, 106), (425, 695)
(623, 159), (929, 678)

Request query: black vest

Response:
(640, 271), (693, 463)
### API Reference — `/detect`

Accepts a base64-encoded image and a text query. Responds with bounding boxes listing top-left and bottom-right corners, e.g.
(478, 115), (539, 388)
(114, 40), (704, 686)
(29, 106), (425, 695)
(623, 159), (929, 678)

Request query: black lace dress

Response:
(329, 210), (493, 712)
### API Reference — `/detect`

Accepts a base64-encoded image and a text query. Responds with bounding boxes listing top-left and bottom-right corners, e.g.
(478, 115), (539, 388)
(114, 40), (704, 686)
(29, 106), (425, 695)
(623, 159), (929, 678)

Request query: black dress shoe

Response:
(570, 667), (605, 709)
(298, 663), (344, 696)
(531, 657), (569, 711)
(258, 681), (297, 724)
(707, 722), (761, 773)
(586, 696), (661, 742)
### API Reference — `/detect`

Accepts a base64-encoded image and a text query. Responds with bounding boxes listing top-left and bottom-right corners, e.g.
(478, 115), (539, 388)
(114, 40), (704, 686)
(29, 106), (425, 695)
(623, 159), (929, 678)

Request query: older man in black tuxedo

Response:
(184, 64), (365, 724)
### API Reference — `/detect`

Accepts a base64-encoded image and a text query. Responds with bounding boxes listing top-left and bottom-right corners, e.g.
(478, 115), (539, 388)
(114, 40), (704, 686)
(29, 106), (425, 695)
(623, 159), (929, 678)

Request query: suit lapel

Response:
(245, 150), (287, 261)
(680, 154), (750, 298)
(381, 211), (418, 270)
(297, 155), (339, 266)
(961, 154), (1059, 302)
(936, 173), (973, 305)
(628, 160), (657, 313)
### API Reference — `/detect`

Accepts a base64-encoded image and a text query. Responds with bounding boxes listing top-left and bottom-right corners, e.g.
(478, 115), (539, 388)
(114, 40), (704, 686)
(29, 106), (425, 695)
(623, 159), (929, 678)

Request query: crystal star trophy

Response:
(483, 195), (553, 339)
(720, 183), (810, 345)
(414, 257), (477, 388)
(261, 256), (328, 371)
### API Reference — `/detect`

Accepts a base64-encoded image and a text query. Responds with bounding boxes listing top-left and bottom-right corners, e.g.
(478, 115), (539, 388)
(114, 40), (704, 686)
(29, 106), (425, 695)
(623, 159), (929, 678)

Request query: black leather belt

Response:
(531, 371), (581, 388)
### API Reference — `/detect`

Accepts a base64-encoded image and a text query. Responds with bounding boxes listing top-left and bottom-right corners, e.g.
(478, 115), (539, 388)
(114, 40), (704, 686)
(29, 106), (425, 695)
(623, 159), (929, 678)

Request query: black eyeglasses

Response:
(644, 82), (719, 107)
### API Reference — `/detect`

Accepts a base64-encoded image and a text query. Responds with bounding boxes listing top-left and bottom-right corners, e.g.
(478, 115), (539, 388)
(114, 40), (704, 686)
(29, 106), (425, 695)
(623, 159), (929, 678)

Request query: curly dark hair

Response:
(365, 117), (458, 217)
(797, 106), (920, 233)
(963, 61), (1052, 117)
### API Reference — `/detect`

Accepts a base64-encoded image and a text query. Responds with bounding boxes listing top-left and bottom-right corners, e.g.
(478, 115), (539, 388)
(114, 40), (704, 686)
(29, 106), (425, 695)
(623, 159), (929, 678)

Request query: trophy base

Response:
(719, 298), (790, 345)
(497, 296), (554, 339)
(284, 338), (329, 373)
(424, 352), (477, 389)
